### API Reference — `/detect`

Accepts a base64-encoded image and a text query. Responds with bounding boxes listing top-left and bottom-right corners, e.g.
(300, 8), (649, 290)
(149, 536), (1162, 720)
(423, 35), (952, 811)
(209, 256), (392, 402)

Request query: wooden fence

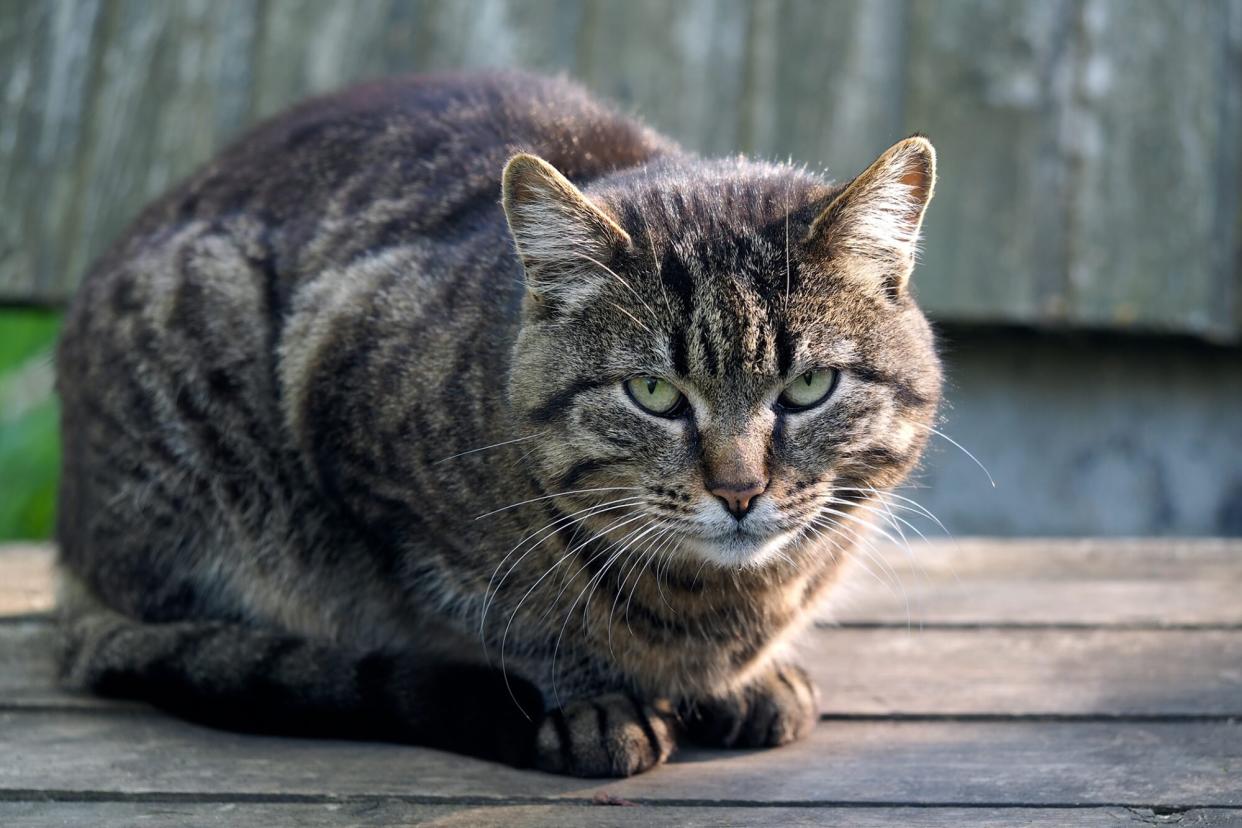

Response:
(3, 0), (1239, 341)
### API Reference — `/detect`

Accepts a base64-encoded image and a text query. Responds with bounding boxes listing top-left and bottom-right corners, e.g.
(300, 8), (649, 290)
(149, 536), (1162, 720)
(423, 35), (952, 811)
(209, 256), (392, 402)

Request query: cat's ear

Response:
(805, 135), (936, 297)
(502, 153), (632, 302)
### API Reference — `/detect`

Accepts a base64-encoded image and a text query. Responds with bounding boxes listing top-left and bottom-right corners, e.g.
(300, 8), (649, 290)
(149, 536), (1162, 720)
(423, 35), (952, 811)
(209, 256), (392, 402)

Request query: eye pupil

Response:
(625, 376), (685, 417)
(778, 368), (838, 412)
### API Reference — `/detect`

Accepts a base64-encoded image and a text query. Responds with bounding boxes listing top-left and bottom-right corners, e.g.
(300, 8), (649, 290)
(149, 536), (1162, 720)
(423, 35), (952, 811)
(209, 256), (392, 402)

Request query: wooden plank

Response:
(5, 1), (1240, 341)
(0, 0), (103, 305)
(3, 0), (589, 304)
(576, 0), (753, 157)
(6, 539), (1242, 625)
(251, 0), (587, 123)
(0, 710), (1237, 805)
(0, 621), (135, 712)
(250, 0), (409, 121)
(809, 627), (1242, 716)
(901, 0), (1242, 340)
(1063, 0), (1242, 340)
(900, 0), (1069, 326)
(0, 0), (259, 305)
(746, 0), (907, 181)
(827, 539), (1242, 626)
(1, 802), (1236, 828)
(0, 544), (54, 616)
(6, 619), (1242, 717)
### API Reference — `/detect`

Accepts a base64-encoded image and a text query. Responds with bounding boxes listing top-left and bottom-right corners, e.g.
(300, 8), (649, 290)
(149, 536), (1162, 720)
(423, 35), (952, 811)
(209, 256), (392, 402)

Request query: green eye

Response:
(778, 369), (839, 411)
(625, 376), (686, 416)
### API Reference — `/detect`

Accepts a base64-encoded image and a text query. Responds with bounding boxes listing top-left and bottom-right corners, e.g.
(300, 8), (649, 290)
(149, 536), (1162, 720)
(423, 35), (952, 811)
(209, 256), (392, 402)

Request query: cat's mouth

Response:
(680, 524), (800, 569)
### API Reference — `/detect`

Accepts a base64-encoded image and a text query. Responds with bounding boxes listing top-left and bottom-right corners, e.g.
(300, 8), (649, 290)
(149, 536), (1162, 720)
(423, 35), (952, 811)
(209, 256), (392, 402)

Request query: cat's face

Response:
(503, 139), (941, 569)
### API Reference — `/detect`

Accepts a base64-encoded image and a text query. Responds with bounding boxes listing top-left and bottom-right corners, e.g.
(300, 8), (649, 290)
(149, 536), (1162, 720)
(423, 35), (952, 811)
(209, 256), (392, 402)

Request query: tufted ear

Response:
(805, 136), (936, 297)
(502, 153), (632, 304)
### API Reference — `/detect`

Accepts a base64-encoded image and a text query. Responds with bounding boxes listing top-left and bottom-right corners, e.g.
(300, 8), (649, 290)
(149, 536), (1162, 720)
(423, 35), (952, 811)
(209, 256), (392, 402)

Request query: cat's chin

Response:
(680, 527), (800, 570)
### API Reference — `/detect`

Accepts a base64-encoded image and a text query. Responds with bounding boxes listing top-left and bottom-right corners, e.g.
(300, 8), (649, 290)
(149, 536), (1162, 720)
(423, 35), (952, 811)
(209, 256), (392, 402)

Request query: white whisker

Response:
(811, 512), (903, 581)
(834, 487), (952, 537)
(435, 432), (545, 464)
(607, 301), (655, 335)
(481, 496), (643, 636)
(502, 508), (649, 710)
(828, 495), (938, 604)
(625, 525), (679, 632)
(825, 496), (932, 551)
(549, 513), (654, 706)
(583, 519), (664, 637)
(818, 502), (908, 554)
(912, 421), (996, 488)
(783, 186), (792, 303)
(606, 521), (670, 655)
(475, 486), (641, 520)
(567, 251), (659, 320)
(637, 204), (676, 318)
(807, 516), (912, 629)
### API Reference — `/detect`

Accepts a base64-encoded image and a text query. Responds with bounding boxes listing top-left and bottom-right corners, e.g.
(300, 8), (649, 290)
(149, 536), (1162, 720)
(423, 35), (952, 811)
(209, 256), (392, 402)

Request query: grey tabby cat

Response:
(56, 71), (941, 777)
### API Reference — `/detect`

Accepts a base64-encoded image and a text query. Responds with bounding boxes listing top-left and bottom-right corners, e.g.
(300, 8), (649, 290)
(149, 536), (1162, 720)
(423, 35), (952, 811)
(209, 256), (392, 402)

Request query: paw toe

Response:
(536, 693), (676, 777)
(684, 664), (819, 749)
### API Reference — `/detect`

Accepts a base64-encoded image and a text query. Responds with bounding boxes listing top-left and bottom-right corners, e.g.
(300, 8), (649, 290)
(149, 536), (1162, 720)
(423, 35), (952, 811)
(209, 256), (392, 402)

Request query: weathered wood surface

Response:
(3, 0), (1240, 342)
(828, 538), (1242, 625)
(2, 540), (1240, 824)
(12, 538), (1239, 623)
(0, 543), (54, 617)
(7, 541), (1242, 718)
(5, 803), (1239, 828)
(7, 620), (1242, 717)
(1, 711), (1238, 806)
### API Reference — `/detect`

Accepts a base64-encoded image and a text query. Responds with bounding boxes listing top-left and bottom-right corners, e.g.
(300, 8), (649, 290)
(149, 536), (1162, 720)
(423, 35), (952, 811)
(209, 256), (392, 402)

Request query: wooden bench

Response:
(2, 540), (1240, 826)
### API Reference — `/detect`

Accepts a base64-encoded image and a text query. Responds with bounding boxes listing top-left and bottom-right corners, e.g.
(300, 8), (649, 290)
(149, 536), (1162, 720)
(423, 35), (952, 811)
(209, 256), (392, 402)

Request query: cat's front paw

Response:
(535, 693), (678, 777)
(682, 663), (819, 748)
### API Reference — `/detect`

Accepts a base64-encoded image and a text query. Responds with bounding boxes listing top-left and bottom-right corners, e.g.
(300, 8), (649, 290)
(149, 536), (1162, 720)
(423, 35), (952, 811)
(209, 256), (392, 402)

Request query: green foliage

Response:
(0, 309), (62, 540)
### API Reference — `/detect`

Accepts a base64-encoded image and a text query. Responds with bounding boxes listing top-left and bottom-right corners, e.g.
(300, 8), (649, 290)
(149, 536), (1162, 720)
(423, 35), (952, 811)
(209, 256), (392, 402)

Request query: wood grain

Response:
(3, 0), (1239, 341)
(10, 539), (1242, 626)
(1064, 0), (1242, 340)
(6, 540), (1242, 715)
(4, 540), (1240, 818)
(6, 620), (1242, 717)
(2, 802), (1237, 828)
(0, 709), (1238, 805)
(826, 538), (1242, 626)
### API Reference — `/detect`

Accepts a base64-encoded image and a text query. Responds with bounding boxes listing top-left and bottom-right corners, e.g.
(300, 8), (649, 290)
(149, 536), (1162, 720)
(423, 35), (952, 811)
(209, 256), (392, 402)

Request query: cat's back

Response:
(64, 73), (679, 384)
(101, 72), (677, 276)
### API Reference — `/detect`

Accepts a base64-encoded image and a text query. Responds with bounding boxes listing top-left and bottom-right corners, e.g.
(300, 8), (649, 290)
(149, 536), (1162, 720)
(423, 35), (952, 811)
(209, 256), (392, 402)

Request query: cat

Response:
(55, 71), (941, 777)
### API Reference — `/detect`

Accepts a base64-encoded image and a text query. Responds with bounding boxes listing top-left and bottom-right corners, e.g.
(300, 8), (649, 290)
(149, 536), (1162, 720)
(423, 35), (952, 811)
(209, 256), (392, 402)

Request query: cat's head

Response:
(502, 138), (941, 569)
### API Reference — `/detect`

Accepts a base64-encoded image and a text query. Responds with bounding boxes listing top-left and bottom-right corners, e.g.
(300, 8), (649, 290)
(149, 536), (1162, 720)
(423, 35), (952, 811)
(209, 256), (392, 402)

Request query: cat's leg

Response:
(533, 693), (680, 777)
(680, 662), (819, 749)
(58, 594), (544, 767)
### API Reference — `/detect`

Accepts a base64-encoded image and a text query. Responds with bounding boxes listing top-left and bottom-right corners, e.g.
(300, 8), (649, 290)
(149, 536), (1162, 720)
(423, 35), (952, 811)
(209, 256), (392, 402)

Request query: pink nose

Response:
(709, 481), (768, 519)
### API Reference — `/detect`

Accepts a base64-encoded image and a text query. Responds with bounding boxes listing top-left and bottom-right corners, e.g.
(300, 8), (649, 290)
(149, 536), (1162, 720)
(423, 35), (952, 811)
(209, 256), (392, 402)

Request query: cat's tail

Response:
(56, 577), (543, 767)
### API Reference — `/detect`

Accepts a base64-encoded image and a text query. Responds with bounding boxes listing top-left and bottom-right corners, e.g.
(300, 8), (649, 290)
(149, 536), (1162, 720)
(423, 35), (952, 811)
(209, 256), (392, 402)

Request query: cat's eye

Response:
(625, 376), (686, 417)
(778, 369), (839, 411)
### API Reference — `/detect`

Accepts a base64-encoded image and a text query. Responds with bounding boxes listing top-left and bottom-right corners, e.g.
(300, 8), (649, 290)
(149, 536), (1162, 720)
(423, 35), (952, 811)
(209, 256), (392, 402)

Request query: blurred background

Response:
(1, 0), (1239, 540)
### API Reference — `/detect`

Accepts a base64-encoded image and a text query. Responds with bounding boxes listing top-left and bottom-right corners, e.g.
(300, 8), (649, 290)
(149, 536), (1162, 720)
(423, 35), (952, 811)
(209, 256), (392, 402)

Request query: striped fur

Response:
(56, 71), (941, 777)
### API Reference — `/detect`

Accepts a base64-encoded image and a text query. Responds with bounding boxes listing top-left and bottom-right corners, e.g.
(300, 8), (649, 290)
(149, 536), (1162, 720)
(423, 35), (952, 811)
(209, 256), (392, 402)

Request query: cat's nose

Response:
(709, 480), (768, 519)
